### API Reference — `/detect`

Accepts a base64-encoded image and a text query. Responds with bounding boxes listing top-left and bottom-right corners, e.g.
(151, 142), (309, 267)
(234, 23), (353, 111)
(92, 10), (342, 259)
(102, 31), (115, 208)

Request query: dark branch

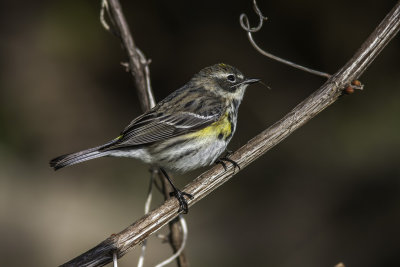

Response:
(107, 0), (155, 111)
(61, 1), (400, 266)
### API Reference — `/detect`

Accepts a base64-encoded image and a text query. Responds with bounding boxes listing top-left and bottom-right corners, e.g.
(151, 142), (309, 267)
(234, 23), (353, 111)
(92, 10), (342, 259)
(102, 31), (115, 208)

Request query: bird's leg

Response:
(215, 150), (240, 173)
(159, 168), (193, 214)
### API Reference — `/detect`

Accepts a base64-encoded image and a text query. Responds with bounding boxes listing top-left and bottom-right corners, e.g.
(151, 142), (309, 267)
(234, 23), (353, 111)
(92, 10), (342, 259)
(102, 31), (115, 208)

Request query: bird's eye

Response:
(227, 74), (236, 82)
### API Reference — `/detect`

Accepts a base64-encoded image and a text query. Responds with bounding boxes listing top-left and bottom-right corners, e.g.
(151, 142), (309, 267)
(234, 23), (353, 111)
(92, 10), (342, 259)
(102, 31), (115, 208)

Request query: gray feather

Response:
(105, 85), (224, 149)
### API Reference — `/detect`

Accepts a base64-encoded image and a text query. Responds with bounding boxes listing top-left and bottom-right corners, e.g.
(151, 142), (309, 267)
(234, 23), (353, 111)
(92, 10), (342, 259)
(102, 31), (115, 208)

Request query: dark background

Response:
(1, 0), (399, 266)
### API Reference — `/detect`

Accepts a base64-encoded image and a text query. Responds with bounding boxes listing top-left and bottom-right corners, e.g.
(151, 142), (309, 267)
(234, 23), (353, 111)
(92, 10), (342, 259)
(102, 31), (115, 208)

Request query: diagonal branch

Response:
(61, 1), (400, 266)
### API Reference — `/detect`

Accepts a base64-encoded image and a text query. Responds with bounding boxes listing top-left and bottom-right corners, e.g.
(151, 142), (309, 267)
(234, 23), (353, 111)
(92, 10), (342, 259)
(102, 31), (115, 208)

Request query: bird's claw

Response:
(170, 190), (193, 214)
(215, 154), (240, 173)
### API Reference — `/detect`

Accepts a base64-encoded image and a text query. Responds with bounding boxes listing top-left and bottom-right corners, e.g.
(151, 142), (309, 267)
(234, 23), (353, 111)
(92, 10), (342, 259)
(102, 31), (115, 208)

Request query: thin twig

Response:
(100, 0), (110, 31)
(112, 252), (118, 267)
(159, 173), (190, 267)
(240, 0), (331, 78)
(137, 169), (155, 267)
(155, 216), (188, 267)
(61, 1), (400, 266)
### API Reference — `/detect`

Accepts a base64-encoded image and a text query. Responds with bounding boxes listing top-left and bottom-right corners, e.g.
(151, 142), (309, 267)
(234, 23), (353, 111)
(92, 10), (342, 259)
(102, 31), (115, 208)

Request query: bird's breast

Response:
(185, 112), (234, 141)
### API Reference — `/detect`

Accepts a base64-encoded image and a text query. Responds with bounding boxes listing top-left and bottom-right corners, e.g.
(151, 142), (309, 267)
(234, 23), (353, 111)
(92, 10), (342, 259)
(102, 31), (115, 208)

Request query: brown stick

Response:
(61, 1), (400, 266)
(107, 0), (155, 111)
(103, 0), (188, 266)
(160, 174), (190, 267)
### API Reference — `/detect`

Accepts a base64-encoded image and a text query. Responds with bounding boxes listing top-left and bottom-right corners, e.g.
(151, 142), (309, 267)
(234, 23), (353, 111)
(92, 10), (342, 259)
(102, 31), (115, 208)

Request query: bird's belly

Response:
(154, 136), (228, 172)
(151, 113), (234, 172)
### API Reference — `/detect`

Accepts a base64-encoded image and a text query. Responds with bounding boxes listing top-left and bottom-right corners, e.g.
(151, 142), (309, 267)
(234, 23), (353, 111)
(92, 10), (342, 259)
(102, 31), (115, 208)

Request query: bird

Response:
(50, 63), (259, 213)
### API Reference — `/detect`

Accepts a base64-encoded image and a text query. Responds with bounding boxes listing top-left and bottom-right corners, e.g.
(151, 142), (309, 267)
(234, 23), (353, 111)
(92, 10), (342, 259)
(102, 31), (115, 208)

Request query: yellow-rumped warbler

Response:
(50, 63), (259, 213)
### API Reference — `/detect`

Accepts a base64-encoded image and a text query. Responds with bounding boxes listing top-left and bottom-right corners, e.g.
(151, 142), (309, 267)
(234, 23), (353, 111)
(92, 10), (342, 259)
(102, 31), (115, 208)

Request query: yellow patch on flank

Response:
(186, 113), (231, 139)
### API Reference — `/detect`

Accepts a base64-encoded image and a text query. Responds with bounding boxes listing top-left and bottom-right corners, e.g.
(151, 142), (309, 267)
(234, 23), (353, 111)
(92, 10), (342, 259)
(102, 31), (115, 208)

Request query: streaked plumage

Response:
(50, 63), (259, 212)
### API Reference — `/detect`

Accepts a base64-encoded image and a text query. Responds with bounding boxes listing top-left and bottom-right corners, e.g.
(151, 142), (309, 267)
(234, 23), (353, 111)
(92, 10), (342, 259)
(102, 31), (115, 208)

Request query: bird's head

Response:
(191, 63), (259, 102)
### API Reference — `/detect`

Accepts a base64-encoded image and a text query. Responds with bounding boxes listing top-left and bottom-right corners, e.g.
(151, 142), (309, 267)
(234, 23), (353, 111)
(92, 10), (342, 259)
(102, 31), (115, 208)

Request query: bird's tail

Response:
(49, 140), (116, 170)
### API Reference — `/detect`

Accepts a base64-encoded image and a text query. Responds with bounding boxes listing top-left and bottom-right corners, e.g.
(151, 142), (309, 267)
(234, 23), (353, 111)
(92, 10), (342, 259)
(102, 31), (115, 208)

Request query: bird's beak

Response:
(243, 78), (260, 85)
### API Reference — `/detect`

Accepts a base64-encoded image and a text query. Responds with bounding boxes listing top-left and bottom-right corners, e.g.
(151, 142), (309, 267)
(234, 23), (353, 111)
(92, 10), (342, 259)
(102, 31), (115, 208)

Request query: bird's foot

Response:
(169, 189), (194, 214)
(215, 153), (240, 173)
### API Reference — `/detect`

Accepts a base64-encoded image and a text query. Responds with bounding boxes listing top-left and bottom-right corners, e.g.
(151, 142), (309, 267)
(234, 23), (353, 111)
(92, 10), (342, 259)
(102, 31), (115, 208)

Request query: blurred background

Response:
(1, 0), (399, 266)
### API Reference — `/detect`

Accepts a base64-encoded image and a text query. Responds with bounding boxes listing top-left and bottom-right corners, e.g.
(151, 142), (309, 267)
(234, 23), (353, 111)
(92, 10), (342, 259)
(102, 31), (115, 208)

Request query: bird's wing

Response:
(103, 96), (223, 149)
